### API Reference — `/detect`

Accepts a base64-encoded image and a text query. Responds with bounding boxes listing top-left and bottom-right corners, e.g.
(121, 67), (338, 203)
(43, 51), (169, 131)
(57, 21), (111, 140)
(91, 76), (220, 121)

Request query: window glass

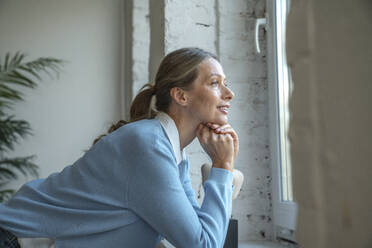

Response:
(276, 0), (293, 202)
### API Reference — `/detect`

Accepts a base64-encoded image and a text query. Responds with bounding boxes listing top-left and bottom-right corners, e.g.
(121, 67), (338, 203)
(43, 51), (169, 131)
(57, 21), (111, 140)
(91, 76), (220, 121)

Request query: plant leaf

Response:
(0, 189), (15, 203)
(0, 116), (32, 151)
(0, 155), (39, 178)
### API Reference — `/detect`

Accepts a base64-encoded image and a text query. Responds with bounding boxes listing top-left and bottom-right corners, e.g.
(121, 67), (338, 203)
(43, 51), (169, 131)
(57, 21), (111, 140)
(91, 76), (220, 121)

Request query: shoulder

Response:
(104, 118), (173, 155)
(122, 119), (164, 143)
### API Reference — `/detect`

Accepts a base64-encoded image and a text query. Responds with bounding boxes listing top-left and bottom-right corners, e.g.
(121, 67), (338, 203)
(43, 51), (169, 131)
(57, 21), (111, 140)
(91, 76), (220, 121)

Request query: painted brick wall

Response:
(164, 0), (273, 241)
(164, 0), (218, 222)
(131, 0), (150, 96)
(218, 0), (273, 241)
(164, 0), (217, 53)
(130, 0), (273, 242)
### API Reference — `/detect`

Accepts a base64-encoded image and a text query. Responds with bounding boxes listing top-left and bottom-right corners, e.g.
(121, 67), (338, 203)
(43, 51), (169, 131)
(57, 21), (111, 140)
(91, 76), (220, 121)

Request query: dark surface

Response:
(224, 218), (238, 248)
(0, 227), (20, 248)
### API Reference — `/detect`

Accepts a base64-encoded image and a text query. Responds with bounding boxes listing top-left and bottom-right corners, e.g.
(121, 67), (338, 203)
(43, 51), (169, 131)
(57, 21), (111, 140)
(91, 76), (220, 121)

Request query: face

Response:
(185, 58), (235, 125)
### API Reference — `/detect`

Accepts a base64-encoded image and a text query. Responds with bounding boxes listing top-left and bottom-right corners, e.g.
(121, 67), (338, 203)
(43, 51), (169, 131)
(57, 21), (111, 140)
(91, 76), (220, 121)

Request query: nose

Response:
(223, 85), (235, 101)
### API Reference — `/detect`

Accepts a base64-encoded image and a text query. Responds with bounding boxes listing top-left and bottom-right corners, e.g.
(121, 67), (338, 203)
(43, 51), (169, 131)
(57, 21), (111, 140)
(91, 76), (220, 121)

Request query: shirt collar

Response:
(155, 112), (186, 165)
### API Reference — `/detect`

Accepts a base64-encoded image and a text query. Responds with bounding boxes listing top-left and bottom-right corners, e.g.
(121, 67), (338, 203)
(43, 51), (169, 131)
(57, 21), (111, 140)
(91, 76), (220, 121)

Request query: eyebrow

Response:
(210, 73), (226, 81)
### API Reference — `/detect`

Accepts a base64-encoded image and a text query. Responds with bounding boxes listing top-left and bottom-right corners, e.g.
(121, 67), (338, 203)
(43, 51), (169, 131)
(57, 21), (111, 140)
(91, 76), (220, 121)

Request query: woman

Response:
(0, 47), (238, 248)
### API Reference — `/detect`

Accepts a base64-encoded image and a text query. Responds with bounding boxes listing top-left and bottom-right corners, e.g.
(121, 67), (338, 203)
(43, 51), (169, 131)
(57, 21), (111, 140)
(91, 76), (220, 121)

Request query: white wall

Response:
(0, 0), (122, 186)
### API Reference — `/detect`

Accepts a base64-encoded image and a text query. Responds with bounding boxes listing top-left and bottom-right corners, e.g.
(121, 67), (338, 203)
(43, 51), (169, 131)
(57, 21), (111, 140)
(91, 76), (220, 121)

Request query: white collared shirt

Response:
(155, 112), (187, 165)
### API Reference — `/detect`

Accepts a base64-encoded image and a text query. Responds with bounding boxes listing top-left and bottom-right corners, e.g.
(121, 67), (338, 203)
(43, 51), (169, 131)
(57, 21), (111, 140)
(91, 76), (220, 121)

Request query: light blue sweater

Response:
(0, 113), (233, 248)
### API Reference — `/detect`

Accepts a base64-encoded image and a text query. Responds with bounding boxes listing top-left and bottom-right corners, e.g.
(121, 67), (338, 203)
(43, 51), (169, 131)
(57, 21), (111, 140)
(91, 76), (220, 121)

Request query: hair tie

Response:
(150, 93), (158, 112)
(149, 84), (158, 114)
(151, 84), (157, 95)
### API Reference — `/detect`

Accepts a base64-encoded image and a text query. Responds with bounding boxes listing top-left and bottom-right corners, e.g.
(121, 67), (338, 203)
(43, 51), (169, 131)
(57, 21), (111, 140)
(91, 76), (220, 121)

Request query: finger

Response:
(215, 128), (236, 140)
(206, 123), (221, 130)
(215, 125), (237, 137)
(221, 129), (239, 147)
(217, 128), (239, 153)
(216, 127), (236, 137)
(211, 131), (219, 140)
(215, 124), (231, 133)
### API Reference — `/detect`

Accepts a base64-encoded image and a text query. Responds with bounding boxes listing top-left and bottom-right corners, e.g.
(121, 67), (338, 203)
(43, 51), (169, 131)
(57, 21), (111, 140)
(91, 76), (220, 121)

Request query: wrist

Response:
(212, 161), (234, 172)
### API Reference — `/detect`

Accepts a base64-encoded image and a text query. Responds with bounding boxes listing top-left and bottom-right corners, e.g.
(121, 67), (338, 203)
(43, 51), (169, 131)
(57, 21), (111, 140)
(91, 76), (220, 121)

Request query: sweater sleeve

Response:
(127, 134), (233, 248)
(181, 160), (201, 210)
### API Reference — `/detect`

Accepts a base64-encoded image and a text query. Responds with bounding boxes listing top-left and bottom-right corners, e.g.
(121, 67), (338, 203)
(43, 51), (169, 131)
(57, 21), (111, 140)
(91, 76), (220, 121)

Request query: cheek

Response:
(189, 87), (220, 113)
(200, 95), (221, 118)
(198, 93), (218, 109)
(206, 91), (220, 107)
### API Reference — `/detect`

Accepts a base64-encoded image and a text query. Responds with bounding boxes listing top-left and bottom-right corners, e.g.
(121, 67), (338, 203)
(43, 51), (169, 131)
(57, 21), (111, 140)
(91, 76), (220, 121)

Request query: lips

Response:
(217, 105), (230, 114)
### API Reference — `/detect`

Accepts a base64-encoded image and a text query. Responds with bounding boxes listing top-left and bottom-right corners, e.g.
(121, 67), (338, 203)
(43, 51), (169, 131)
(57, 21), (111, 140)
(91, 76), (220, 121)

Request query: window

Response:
(276, 0), (293, 203)
(266, 0), (297, 241)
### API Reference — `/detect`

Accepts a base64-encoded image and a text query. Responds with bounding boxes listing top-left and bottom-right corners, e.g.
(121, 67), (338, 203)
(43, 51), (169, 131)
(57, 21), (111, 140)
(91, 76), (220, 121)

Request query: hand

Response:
(196, 123), (235, 172)
(206, 123), (239, 161)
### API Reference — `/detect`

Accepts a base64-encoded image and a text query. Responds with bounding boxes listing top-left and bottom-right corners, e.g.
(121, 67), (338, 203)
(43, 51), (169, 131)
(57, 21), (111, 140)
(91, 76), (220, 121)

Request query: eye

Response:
(211, 81), (218, 86)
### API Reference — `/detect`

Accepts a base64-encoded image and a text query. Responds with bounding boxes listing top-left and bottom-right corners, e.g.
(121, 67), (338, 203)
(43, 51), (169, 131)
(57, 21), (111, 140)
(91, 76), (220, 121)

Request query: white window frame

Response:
(266, 0), (298, 239)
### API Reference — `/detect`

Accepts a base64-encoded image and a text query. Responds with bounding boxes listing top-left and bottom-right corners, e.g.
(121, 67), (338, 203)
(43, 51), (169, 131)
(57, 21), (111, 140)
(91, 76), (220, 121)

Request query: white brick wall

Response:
(164, 0), (216, 53)
(132, 0), (150, 96)
(218, 0), (272, 241)
(129, 0), (273, 242)
(164, 0), (218, 214)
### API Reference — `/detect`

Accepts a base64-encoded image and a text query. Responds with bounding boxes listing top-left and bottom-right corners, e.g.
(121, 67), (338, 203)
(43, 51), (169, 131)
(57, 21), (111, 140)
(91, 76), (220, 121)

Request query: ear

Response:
(170, 87), (189, 107)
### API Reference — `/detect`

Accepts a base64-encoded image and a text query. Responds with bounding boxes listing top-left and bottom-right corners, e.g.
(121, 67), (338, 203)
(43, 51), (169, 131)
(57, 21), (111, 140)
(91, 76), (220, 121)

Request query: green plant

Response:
(0, 52), (63, 202)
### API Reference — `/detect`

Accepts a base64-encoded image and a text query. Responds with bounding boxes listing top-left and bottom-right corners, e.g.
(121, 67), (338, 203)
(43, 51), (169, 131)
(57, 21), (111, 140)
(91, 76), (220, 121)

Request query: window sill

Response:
(161, 240), (296, 248)
(239, 240), (296, 248)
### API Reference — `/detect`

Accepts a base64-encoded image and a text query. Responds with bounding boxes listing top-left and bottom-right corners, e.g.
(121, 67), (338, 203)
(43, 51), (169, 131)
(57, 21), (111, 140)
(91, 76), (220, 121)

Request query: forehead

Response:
(198, 58), (226, 79)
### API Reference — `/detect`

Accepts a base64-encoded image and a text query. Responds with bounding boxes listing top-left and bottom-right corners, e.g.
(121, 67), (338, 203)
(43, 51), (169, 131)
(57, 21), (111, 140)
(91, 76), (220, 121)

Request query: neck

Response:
(167, 109), (199, 150)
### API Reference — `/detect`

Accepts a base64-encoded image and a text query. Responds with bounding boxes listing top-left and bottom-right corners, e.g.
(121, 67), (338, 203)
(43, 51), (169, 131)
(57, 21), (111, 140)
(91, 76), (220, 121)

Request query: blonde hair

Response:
(93, 47), (218, 145)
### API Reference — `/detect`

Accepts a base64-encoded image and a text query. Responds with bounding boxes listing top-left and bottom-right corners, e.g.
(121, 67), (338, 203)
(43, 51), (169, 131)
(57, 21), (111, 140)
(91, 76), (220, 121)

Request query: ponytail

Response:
(130, 83), (157, 122)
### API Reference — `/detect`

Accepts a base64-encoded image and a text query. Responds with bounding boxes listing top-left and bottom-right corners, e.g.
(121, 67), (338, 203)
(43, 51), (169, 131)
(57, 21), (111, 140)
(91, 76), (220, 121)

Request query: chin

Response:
(213, 116), (229, 125)
(202, 112), (229, 126)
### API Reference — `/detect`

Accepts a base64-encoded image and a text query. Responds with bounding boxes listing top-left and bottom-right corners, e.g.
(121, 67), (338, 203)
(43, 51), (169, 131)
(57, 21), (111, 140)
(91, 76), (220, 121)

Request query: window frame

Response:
(266, 0), (298, 238)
